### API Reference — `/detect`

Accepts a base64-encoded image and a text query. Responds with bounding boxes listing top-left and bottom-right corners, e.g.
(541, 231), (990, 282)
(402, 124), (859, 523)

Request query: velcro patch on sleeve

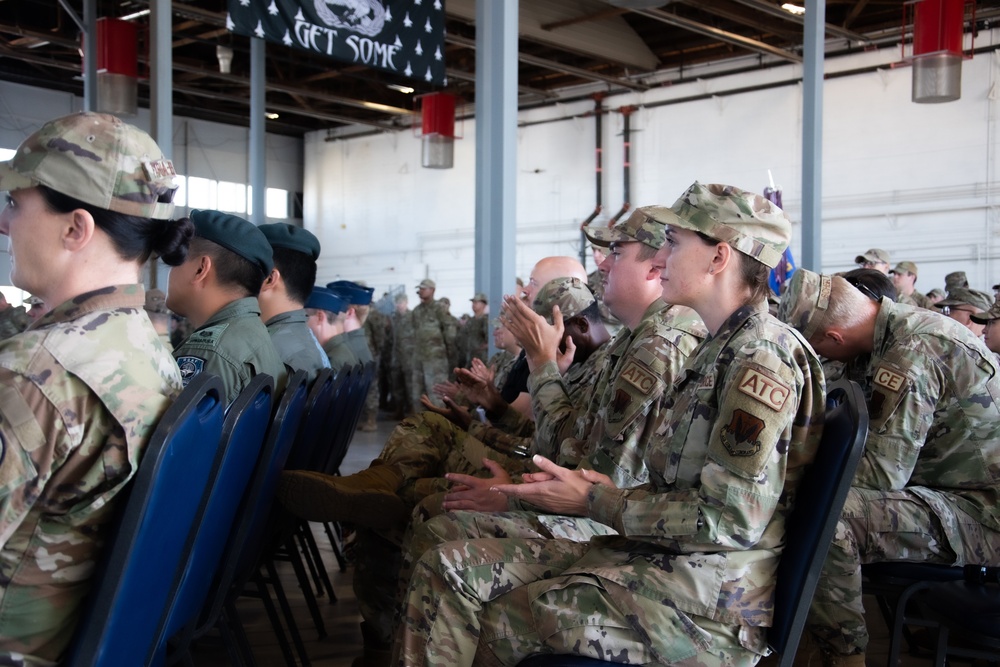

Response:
(175, 356), (205, 385)
(719, 408), (767, 458)
(619, 360), (659, 396)
(873, 366), (906, 393)
(737, 368), (790, 412)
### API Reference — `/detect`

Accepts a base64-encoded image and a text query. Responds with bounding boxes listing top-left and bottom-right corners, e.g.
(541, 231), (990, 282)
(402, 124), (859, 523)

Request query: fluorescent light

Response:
(387, 84), (415, 94)
(265, 112), (280, 120)
(781, 3), (805, 15)
(120, 9), (151, 21)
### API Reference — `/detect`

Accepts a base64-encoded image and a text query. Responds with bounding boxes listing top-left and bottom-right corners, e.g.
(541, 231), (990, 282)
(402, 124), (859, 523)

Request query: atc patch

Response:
(720, 409), (765, 457)
(619, 360), (658, 396)
(176, 356), (205, 386)
(737, 368), (790, 412)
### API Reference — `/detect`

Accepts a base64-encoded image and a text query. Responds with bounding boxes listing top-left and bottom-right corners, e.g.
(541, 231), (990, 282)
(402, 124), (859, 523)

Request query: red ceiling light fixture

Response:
(415, 92), (461, 169)
(82, 17), (139, 116)
(908, 0), (973, 103)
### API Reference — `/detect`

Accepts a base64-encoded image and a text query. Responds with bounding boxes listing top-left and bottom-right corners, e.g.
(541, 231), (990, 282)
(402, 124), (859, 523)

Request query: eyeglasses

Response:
(860, 261), (887, 270)
(844, 277), (882, 303)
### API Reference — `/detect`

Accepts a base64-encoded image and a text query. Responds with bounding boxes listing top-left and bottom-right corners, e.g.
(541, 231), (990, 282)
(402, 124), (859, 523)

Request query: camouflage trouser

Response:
(390, 362), (413, 416)
(393, 511), (753, 667)
(807, 486), (1000, 655)
(362, 358), (380, 422)
(410, 354), (451, 409)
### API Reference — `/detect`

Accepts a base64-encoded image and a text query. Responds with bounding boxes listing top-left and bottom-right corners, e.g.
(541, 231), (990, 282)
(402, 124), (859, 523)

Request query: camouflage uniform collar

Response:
(200, 296), (263, 330)
(709, 300), (768, 343)
(29, 284), (145, 331)
(871, 297), (897, 360)
(264, 308), (308, 328)
(636, 298), (671, 331)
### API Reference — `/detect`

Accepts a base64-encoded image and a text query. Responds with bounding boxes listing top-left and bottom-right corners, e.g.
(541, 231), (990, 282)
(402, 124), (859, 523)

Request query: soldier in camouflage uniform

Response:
(463, 292), (490, 366)
(971, 301), (1000, 355)
(395, 182), (825, 667)
(361, 296), (392, 430)
(144, 288), (174, 353)
(168, 210), (287, 405)
(390, 293), (415, 417)
(410, 279), (457, 408)
(855, 248), (890, 275)
(933, 286), (993, 337)
(305, 286), (357, 370)
(889, 261), (933, 309)
(587, 243), (623, 337)
(944, 269), (969, 293)
(486, 318), (521, 392)
(779, 268), (1000, 667)
(258, 223), (330, 383)
(0, 112), (193, 664)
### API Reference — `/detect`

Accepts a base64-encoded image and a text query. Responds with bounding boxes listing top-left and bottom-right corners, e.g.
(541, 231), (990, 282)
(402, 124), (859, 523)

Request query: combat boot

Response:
(276, 464), (408, 530)
(351, 622), (392, 667)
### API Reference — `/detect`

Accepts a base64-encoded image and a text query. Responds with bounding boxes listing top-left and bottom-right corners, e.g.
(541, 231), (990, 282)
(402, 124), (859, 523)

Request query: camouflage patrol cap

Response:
(935, 287), (993, 313)
(889, 261), (918, 277)
(259, 223), (321, 260)
(327, 280), (374, 306)
(532, 277), (596, 324)
(582, 206), (674, 250)
(776, 268), (833, 340)
(944, 271), (969, 291)
(305, 286), (347, 314)
(855, 248), (890, 266)
(191, 209), (274, 275)
(926, 288), (946, 300)
(417, 279), (436, 290)
(971, 300), (1000, 324)
(144, 288), (168, 314)
(0, 112), (177, 219)
(668, 182), (791, 268)
(471, 292), (488, 303)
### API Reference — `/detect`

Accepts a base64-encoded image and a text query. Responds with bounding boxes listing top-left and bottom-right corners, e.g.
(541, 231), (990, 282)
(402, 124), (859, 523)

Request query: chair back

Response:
(151, 373), (288, 663)
(322, 361), (375, 476)
(768, 377), (869, 666)
(65, 374), (226, 667)
(307, 363), (356, 472)
(285, 367), (341, 471)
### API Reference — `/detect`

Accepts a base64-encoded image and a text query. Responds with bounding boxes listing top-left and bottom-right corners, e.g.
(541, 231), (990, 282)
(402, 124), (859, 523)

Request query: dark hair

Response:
(271, 247), (317, 305)
(695, 231), (772, 303)
(189, 236), (267, 297)
(839, 267), (897, 302)
(38, 185), (193, 266)
(577, 300), (602, 324)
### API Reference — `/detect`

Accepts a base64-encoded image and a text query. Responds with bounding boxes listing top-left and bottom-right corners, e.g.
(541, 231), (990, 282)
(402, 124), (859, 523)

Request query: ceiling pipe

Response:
(607, 105), (635, 227)
(578, 93), (605, 267)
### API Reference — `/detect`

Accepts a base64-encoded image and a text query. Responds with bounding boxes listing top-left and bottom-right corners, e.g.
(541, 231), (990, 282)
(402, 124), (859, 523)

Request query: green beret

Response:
(191, 209), (273, 275)
(259, 223), (321, 260)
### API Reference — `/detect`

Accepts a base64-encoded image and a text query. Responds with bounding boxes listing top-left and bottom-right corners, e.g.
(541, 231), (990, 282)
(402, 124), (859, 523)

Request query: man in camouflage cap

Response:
(934, 286), (993, 337)
(461, 291), (490, 367)
(779, 268), (1000, 667)
(971, 302), (1000, 356)
(855, 248), (891, 274)
(889, 261), (933, 309)
(167, 209), (286, 404)
(410, 278), (457, 408)
(395, 183), (824, 667)
(278, 276), (618, 663)
(257, 223), (330, 383)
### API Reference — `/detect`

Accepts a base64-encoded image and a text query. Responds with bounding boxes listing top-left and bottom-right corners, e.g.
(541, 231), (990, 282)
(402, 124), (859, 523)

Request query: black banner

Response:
(227, 0), (447, 86)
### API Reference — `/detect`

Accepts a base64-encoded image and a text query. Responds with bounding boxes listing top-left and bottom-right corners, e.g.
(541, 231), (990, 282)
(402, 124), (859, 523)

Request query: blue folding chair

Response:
(153, 372), (298, 666)
(519, 378), (869, 667)
(65, 373), (226, 667)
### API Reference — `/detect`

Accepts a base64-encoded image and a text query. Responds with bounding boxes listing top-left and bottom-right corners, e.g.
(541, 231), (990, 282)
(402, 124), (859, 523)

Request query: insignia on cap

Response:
(737, 368), (790, 411)
(143, 158), (176, 180)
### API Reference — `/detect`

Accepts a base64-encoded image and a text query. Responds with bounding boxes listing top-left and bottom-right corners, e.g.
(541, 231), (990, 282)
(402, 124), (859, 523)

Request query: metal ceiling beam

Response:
(675, 0), (802, 41)
(632, 7), (803, 63)
(728, 0), (874, 45)
(445, 66), (557, 100)
(446, 33), (649, 91)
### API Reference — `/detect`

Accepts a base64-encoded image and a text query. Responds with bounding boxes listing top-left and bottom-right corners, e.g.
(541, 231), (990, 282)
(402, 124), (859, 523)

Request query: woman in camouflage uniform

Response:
(0, 112), (192, 664)
(394, 183), (826, 667)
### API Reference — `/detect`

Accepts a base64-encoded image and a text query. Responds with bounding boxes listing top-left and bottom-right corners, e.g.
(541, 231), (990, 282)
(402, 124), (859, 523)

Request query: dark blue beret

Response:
(191, 209), (273, 275)
(259, 223), (321, 260)
(326, 280), (374, 306)
(305, 286), (347, 314)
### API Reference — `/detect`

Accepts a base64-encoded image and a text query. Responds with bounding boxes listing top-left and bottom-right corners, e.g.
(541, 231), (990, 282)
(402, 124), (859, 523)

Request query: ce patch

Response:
(176, 356), (206, 385)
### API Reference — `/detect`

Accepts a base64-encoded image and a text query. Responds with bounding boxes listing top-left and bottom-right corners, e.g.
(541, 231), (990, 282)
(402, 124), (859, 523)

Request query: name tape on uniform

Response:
(738, 368), (789, 412)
